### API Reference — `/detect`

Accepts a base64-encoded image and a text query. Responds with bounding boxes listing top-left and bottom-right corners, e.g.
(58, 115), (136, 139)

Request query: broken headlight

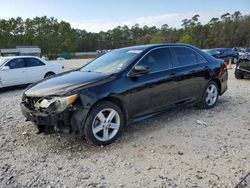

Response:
(34, 94), (78, 113)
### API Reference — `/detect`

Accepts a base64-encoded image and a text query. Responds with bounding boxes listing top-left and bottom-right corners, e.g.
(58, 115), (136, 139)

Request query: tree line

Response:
(0, 11), (249, 55)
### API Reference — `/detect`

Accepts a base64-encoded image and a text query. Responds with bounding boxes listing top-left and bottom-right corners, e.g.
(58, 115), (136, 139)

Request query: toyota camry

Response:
(21, 44), (228, 145)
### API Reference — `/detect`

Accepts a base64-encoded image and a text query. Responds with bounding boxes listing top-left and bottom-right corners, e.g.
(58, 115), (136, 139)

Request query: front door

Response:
(126, 47), (179, 118)
(0, 58), (28, 87)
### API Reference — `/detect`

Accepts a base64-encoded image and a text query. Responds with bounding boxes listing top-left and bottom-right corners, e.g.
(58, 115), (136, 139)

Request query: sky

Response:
(0, 0), (250, 32)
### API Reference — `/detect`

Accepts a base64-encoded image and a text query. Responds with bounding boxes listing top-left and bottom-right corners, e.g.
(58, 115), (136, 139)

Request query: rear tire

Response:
(235, 69), (244, 79)
(44, 72), (55, 78)
(198, 81), (219, 109)
(84, 101), (124, 146)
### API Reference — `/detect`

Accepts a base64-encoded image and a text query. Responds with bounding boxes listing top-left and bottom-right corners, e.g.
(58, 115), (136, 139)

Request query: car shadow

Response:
(26, 97), (231, 158)
(0, 84), (29, 93)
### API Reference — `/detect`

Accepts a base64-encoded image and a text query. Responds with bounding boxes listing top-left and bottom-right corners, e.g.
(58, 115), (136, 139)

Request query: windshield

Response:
(0, 58), (8, 66)
(80, 49), (143, 74)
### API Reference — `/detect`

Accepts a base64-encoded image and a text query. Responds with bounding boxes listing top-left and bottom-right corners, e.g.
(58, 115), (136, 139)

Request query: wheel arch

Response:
(97, 96), (128, 125)
(44, 71), (55, 78)
(210, 78), (221, 95)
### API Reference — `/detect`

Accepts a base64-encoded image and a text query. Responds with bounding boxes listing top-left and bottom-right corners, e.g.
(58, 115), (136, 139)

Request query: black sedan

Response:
(21, 44), (228, 145)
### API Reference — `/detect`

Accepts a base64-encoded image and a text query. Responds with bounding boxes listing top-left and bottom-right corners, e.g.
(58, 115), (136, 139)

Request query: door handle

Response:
(22, 71), (26, 73)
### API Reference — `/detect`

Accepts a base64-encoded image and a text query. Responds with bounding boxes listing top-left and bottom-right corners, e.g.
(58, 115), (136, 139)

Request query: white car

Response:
(0, 56), (64, 88)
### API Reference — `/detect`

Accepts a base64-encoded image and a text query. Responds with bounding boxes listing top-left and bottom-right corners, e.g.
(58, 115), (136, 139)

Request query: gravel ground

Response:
(0, 61), (250, 188)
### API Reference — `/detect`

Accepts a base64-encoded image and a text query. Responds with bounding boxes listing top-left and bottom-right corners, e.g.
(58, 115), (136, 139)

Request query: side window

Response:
(25, 58), (45, 67)
(6, 58), (25, 69)
(137, 48), (173, 72)
(173, 47), (201, 67)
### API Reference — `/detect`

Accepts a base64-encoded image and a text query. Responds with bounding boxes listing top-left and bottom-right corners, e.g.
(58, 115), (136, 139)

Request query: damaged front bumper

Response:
(21, 102), (88, 135)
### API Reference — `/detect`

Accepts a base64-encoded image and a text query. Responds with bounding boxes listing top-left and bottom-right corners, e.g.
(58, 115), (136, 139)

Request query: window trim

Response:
(127, 46), (175, 76)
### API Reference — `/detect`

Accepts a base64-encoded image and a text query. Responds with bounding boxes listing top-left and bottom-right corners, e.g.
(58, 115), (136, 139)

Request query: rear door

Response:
(171, 46), (209, 103)
(24, 57), (47, 82)
(126, 47), (179, 117)
(0, 58), (29, 87)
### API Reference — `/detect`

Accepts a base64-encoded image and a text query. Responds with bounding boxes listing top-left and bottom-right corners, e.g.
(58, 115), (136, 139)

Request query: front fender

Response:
(71, 105), (89, 136)
(72, 89), (117, 136)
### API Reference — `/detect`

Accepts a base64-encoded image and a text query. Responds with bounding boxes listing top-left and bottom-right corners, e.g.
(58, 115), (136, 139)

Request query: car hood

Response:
(24, 71), (111, 97)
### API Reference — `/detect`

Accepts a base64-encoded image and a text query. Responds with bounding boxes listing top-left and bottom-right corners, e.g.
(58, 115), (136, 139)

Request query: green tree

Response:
(0, 12), (250, 55)
(150, 35), (165, 44)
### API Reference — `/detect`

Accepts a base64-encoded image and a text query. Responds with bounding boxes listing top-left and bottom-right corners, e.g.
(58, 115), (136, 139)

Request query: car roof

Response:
(211, 48), (232, 50)
(117, 43), (197, 51)
(0, 56), (41, 59)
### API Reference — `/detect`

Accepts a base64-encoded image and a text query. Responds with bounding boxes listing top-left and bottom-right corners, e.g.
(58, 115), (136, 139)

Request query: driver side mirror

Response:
(132, 65), (150, 75)
(1, 66), (10, 70)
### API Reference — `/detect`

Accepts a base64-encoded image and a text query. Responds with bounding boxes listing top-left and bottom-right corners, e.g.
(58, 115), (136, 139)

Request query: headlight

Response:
(34, 94), (78, 113)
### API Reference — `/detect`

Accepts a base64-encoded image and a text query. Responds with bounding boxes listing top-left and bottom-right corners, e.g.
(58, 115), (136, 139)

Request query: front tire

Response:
(199, 81), (219, 109)
(84, 101), (124, 145)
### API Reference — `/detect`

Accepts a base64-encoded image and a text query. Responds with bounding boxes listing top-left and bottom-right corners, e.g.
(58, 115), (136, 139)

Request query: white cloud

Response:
(68, 14), (184, 32)
(68, 10), (249, 32)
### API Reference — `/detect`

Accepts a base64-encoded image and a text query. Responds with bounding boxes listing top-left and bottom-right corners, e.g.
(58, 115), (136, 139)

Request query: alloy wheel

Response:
(92, 108), (120, 142)
(205, 84), (218, 106)
(45, 72), (55, 78)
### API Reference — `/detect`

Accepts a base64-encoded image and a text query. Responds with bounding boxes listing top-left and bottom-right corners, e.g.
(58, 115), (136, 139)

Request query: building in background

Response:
(0, 48), (19, 56)
(0, 46), (41, 57)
